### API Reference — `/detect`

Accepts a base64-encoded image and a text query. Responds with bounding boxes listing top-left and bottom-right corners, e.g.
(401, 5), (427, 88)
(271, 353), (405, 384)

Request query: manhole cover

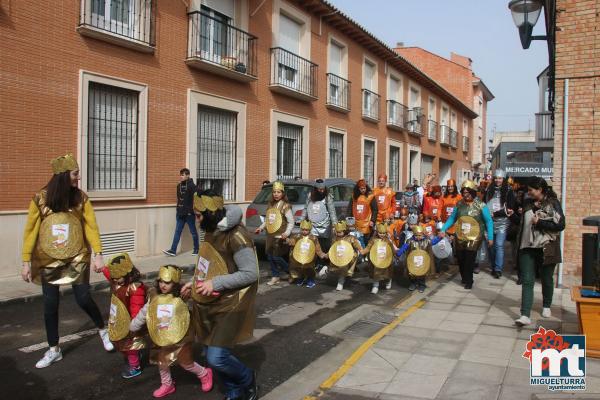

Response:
(343, 320), (385, 338)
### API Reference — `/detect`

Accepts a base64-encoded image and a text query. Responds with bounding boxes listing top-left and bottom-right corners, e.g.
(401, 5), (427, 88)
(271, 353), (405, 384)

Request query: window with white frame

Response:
(428, 98), (436, 121)
(463, 118), (468, 136)
(363, 139), (376, 187)
(277, 14), (302, 88)
(329, 131), (344, 178)
(389, 145), (401, 191)
(441, 106), (449, 126)
(277, 122), (303, 180)
(87, 82), (140, 192)
(197, 105), (237, 200)
(363, 60), (377, 118)
(328, 40), (347, 107)
(197, 3), (233, 61)
(451, 111), (457, 129)
(363, 60), (375, 91)
(87, 0), (153, 42)
(389, 75), (401, 101)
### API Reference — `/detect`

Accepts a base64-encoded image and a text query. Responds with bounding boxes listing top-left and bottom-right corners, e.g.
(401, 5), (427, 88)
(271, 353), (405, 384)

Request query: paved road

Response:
(0, 261), (410, 400)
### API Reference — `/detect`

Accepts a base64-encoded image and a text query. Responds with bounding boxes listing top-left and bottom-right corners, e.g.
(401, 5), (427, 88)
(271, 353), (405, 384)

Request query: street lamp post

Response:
(508, 0), (546, 49)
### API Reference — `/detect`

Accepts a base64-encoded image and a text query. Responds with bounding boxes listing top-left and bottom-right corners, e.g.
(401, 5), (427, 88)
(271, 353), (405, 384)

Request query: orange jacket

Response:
(372, 187), (395, 222)
(351, 194), (376, 234)
(388, 219), (406, 247)
(423, 196), (444, 221)
(442, 194), (462, 234)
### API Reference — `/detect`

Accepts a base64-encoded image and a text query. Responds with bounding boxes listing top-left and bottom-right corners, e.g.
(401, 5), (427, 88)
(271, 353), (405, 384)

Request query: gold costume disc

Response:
(292, 237), (316, 265)
(456, 216), (481, 242)
(147, 294), (190, 347)
(265, 208), (283, 234)
(407, 249), (431, 277)
(370, 239), (393, 269)
(108, 294), (131, 341)
(329, 240), (355, 268)
(191, 242), (230, 304)
(39, 212), (84, 260)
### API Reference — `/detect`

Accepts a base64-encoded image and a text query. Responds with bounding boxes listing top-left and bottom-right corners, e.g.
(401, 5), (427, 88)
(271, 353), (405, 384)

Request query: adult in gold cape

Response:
(130, 265), (213, 397)
(254, 181), (294, 286)
(286, 220), (328, 288)
(20, 154), (113, 369)
(439, 180), (494, 289)
(320, 221), (363, 291)
(361, 223), (395, 294)
(181, 190), (259, 400)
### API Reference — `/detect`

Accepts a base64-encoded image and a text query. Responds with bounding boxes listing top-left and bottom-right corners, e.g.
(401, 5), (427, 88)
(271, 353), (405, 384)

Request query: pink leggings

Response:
(125, 350), (140, 368)
(159, 362), (207, 386)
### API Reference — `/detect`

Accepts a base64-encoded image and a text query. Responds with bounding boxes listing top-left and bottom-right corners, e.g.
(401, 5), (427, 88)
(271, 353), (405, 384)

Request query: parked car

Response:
(246, 178), (355, 251)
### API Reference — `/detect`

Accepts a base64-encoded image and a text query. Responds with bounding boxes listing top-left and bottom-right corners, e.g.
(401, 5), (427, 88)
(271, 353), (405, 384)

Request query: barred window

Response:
(277, 122), (303, 180)
(363, 139), (375, 187)
(389, 146), (400, 191)
(87, 82), (139, 191)
(197, 106), (237, 200)
(329, 132), (344, 178)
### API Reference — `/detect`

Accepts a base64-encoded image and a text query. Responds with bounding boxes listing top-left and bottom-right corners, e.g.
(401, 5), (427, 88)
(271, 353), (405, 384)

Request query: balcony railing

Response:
(536, 112), (554, 141)
(407, 107), (423, 135)
(440, 125), (451, 146)
(462, 136), (469, 153)
(78, 0), (155, 52)
(186, 11), (257, 81)
(428, 120), (437, 141)
(362, 89), (380, 121)
(387, 100), (407, 129)
(326, 73), (351, 112)
(270, 47), (318, 101)
(450, 128), (458, 148)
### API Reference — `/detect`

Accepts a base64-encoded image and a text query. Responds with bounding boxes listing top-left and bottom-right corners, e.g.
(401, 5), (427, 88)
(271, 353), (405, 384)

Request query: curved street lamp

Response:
(508, 0), (546, 49)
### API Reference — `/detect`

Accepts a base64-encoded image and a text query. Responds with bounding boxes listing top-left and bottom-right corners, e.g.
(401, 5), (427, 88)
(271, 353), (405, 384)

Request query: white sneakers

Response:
(514, 315), (532, 327)
(36, 347), (63, 368)
(99, 328), (114, 352)
(318, 266), (329, 278)
(542, 307), (552, 318)
(266, 277), (280, 286)
(385, 280), (392, 290)
(336, 283), (344, 291)
(371, 286), (379, 294)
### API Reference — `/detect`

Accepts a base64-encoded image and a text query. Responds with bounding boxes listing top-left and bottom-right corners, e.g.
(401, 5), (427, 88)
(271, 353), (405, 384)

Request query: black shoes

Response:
(464, 283), (473, 289)
(473, 267), (480, 274)
(245, 371), (259, 400)
(516, 276), (522, 285)
(492, 270), (502, 279)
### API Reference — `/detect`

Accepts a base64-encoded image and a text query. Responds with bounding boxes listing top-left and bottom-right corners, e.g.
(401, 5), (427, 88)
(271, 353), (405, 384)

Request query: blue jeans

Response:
(268, 254), (289, 277)
(169, 214), (199, 253)
(205, 346), (253, 398)
(489, 229), (507, 272)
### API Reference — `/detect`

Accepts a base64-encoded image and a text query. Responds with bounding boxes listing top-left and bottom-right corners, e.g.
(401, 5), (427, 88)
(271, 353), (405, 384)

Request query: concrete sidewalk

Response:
(319, 270), (600, 399)
(0, 251), (197, 304)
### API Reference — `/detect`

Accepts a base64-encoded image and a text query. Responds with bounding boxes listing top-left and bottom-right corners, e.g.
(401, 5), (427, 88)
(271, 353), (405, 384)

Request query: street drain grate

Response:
(367, 311), (396, 324)
(342, 320), (386, 338)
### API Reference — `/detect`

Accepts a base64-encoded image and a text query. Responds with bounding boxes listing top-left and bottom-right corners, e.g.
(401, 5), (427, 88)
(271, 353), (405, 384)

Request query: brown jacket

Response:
(517, 197), (565, 265)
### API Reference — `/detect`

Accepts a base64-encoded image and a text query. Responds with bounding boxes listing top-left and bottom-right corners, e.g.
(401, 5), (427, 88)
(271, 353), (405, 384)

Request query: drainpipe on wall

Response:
(557, 78), (569, 287)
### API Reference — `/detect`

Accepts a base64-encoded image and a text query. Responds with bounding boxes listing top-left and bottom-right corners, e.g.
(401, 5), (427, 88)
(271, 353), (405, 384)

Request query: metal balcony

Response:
(78, 0), (155, 52)
(270, 47), (318, 101)
(428, 120), (437, 141)
(387, 100), (407, 130)
(407, 108), (423, 136)
(462, 136), (469, 153)
(440, 125), (451, 146)
(450, 128), (458, 148)
(535, 112), (554, 150)
(362, 89), (380, 122)
(186, 11), (257, 82)
(326, 73), (351, 112)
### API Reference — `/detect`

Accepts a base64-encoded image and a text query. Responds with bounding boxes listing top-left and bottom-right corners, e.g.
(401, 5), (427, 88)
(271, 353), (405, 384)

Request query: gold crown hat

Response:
(461, 180), (478, 191)
(193, 193), (224, 213)
(107, 253), (135, 279)
(158, 265), (183, 283)
(412, 225), (425, 235)
(334, 221), (347, 233)
(300, 220), (312, 230)
(51, 154), (79, 174)
(376, 223), (388, 234)
(272, 181), (285, 192)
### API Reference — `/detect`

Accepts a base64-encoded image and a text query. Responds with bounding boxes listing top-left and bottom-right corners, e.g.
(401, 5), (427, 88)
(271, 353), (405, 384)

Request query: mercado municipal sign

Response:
(505, 165), (553, 178)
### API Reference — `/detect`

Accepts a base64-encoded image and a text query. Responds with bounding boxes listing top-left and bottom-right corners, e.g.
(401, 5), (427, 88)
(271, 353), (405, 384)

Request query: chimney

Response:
(396, 42), (404, 48)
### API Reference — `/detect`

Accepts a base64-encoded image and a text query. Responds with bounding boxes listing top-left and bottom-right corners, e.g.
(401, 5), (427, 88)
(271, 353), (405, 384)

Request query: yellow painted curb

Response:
(318, 298), (426, 391)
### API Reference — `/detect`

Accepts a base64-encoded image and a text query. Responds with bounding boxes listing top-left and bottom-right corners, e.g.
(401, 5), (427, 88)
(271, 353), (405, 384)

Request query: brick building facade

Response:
(0, 0), (485, 277)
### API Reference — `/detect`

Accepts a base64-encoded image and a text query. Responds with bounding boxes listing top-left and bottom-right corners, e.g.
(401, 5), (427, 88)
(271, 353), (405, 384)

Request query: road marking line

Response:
(18, 328), (99, 353)
(318, 299), (426, 391)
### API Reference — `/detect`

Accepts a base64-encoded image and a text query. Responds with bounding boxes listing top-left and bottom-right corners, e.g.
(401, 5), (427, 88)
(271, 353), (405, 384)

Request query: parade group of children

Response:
(100, 253), (213, 398)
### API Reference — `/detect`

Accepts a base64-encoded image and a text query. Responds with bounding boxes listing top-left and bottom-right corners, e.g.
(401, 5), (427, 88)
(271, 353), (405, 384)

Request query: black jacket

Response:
(176, 178), (197, 216)
(484, 183), (516, 218)
(517, 196), (565, 265)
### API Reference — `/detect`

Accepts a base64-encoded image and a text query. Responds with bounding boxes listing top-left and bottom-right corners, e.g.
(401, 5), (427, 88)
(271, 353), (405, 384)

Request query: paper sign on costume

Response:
(52, 224), (69, 246)
(157, 304), (174, 330)
(300, 242), (310, 253)
(378, 196), (385, 204)
(432, 209), (438, 215)
(312, 204), (321, 214)
(446, 207), (454, 215)
(425, 226), (433, 234)
(377, 246), (387, 258)
(461, 223), (471, 233)
(337, 244), (347, 257)
(356, 204), (365, 213)
(268, 213), (276, 223)
(109, 304), (117, 324)
(414, 255), (424, 266)
(493, 203), (501, 212)
(196, 256), (209, 278)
